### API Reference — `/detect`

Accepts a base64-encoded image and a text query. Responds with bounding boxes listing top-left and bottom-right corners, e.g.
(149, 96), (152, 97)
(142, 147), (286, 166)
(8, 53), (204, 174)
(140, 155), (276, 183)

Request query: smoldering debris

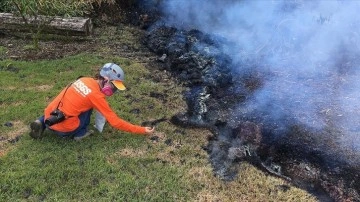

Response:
(144, 24), (360, 201)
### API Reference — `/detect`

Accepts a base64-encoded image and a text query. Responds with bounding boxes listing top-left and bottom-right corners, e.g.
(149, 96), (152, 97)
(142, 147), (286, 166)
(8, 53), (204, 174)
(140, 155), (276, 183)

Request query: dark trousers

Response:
(38, 109), (93, 138)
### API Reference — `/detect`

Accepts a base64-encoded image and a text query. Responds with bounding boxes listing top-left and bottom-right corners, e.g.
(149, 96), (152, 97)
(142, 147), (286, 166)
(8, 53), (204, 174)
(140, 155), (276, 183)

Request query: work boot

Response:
(29, 120), (44, 139)
(74, 130), (94, 141)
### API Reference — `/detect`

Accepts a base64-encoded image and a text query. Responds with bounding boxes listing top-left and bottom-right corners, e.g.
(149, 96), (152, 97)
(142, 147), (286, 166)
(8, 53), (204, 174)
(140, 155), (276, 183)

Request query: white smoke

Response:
(159, 0), (360, 149)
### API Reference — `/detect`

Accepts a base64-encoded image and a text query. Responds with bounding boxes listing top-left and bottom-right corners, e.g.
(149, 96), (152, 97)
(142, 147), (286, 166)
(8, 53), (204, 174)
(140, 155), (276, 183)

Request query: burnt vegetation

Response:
(143, 15), (360, 202)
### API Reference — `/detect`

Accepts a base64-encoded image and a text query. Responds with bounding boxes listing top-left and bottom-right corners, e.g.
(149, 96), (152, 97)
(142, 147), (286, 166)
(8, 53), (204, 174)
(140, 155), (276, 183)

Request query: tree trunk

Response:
(0, 13), (93, 36)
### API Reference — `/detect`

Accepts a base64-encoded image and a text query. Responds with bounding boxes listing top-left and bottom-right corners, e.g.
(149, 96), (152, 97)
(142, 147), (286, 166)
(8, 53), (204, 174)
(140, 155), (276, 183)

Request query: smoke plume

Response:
(159, 0), (360, 150)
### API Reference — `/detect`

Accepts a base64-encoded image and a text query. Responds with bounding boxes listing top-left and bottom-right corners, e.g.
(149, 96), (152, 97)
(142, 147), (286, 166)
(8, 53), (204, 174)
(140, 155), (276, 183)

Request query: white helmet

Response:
(100, 63), (126, 90)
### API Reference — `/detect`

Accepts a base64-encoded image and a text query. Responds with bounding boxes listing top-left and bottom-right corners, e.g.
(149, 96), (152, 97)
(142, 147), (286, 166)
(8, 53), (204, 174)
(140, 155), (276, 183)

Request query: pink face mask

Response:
(101, 82), (114, 96)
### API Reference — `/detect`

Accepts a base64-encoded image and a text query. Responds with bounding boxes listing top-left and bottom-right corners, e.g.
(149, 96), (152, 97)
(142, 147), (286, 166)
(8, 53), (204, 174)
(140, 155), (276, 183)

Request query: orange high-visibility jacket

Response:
(44, 77), (146, 134)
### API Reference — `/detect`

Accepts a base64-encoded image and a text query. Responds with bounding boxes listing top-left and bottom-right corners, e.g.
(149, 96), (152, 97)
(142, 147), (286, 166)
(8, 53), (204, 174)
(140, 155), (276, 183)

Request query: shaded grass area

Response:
(0, 54), (318, 201)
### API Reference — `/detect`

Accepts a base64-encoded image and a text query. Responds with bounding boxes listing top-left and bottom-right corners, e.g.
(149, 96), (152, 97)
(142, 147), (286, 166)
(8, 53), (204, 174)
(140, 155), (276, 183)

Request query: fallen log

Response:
(0, 13), (93, 36)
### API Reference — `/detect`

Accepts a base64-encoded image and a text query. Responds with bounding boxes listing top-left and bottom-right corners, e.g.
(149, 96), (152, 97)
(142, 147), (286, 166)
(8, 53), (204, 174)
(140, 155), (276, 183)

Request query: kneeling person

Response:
(29, 63), (154, 141)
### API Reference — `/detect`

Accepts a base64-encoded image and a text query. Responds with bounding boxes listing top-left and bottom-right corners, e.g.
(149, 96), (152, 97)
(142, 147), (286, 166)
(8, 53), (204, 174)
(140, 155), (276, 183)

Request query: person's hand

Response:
(145, 126), (155, 135)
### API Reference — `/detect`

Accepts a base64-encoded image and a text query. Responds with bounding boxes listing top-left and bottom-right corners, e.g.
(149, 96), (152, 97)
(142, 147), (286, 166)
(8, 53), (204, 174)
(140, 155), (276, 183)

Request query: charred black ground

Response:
(144, 24), (360, 201)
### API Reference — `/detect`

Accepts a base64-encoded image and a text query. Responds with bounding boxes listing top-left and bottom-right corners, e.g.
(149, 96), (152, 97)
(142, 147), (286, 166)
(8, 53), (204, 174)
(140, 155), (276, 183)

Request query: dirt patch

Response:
(106, 147), (147, 165)
(30, 84), (53, 91)
(0, 36), (95, 61)
(116, 148), (146, 157)
(147, 131), (167, 144)
(0, 11), (153, 62)
(2, 120), (27, 139)
(1, 85), (53, 91)
(0, 120), (27, 157)
(196, 191), (222, 202)
(187, 166), (212, 183)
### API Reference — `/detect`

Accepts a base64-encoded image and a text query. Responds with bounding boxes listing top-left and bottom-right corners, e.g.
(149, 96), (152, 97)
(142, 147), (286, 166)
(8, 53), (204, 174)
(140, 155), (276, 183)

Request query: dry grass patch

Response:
(0, 84), (53, 91)
(1, 86), (16, 90)
(179, 127), (319, 202)
(196, 190), (223, 202)
(0, 121), (27, 157)
(190, 163), (319, 202)
(147, 131), (167, 144)
(29, 84), (53, 91)
(0, 147), (11, 157)
(188, 166), (214, 184)
(0, 101), (26, 108)
(2, 120), (27, 139)
(106, 146), (148, 164)
(147, 131), (186, 165)
(117, 147), (146, 157)
(155, 146), (183, 165)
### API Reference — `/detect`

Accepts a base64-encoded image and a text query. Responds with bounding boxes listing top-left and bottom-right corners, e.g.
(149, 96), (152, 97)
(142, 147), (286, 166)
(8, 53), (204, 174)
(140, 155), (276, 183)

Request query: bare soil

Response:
(0, 26), (149, 61)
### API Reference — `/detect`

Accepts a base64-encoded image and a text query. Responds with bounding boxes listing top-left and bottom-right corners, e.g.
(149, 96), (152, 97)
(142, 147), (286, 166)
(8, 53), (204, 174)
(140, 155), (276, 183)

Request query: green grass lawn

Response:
(0, 54), (192, 201)
(0, 53), (318, 201)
